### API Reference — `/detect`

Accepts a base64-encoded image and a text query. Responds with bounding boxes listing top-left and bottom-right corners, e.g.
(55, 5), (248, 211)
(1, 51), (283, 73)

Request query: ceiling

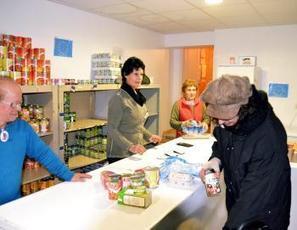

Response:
(48, 0), (297, 34)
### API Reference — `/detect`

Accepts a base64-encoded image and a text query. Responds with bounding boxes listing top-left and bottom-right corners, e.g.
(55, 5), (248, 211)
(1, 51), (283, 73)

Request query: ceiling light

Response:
(205, 0), (223, 5)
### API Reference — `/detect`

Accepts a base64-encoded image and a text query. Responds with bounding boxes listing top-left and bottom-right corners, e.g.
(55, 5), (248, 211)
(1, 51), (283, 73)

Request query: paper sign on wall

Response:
(268, 83), (289, 98)
(54, 38), (72, 57)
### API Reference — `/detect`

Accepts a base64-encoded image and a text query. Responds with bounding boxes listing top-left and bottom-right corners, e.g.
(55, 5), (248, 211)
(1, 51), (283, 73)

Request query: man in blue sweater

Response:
(0, 78), (91, 205)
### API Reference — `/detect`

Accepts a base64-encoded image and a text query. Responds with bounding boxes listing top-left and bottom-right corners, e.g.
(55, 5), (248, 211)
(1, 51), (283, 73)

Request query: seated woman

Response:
(170, 79), (210, 137)
(107, 57), (161, 164)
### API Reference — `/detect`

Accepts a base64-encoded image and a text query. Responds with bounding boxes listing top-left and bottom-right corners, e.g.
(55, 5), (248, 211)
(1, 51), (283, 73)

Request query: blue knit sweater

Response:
(0, 119), (74, 205)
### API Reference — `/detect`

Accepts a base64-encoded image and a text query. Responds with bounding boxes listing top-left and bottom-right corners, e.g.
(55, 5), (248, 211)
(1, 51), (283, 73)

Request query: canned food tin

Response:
(0, 46), (7, 59)
(15, 57), (24, 72)
(130, 172), (145, 189)
(33, 48), (45, 60)
(22, 37), (32, 49)
(121, 173), (132, 189)
(3, 58), (13, 71)
(30, 181), (39, 193)
(144, 166), (160, 188)
(28, 71), (36, 86)
(15, 47), (26, 59)
(204, 169), (221, 197)
(29, 119), (40, 133)
(40, 118), (50, 133)
(19, 72), (28, 86)
(20, 105), (30, 121)
(102, 137), (107, 145)
(22, 183), (31, 196)
(14, 36), (23, 47)
(7, 47), (15, 60)
(47, 178), (55, 187)
(39, 179), (47, 190)
(106, 174), (122, 200)
(36, 72), (46, 85)
(33, 105), (44, 120)
(28, 104), (34, 119)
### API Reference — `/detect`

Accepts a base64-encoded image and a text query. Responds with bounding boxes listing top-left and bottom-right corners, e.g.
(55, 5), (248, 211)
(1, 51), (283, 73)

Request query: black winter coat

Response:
(211, 86), (291, 230)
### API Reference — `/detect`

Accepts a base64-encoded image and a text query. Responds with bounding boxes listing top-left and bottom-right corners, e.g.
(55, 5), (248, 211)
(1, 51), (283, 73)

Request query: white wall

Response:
(169, 48), (183, 104)
(0, 0), (171, 133)
(165, 25), (297, 128)
(215, 26), (297, 128)
(0, 0), (164, 79)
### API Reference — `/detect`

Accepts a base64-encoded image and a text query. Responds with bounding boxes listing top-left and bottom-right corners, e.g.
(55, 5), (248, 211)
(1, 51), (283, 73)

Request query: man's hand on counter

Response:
(71, 173), (92, 182)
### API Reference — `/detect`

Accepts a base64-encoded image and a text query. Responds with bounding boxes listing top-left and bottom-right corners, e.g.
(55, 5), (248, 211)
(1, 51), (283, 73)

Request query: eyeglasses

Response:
(1, 101), (22, 110)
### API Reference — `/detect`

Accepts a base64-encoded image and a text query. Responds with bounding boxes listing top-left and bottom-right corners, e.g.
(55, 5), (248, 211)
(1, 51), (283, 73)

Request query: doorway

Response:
(182, 46), (214, 95)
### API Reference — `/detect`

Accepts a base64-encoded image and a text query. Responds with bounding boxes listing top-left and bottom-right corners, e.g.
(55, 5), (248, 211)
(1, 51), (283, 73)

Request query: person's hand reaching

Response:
(71, 173), (92, 182)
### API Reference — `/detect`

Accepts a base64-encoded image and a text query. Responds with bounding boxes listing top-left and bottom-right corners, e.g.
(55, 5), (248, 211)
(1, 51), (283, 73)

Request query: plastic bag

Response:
(182, 120), (206, 135)
(160, 156), (200, 189)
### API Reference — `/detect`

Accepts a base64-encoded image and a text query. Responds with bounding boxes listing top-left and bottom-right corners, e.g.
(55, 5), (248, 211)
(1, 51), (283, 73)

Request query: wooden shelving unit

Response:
(38, 131), (54, 137)
(20, 83), (160, 185)
(58, 84), (113, 170)
(68, 155), (105, 170)
(21, 85), (59, 185)
(22, 167), (50, 185)
(21, 85), (52, 94)
(65, 119), (107, 133)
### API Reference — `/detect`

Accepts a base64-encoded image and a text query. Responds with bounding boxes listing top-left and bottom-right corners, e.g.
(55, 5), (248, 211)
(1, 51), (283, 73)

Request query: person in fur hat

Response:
(200, 75), (291, 230)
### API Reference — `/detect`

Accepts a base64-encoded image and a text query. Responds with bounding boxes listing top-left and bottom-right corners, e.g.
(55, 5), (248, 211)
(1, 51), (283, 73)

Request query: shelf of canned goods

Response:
(59, 84), (111, 170)
(20, 85), (60, 185)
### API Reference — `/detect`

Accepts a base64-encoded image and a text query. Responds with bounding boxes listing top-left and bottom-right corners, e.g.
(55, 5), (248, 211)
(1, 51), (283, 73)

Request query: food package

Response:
(118, 189), (152, 208)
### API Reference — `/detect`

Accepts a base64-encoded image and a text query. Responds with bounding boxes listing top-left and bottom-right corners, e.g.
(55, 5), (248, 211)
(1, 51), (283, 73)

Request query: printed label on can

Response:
(205, 172), (221, 197)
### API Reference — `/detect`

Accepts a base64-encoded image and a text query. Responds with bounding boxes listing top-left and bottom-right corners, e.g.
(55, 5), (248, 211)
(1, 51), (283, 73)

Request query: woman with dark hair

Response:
(200, 75), (291, 230)
(107, 57), (161, 163)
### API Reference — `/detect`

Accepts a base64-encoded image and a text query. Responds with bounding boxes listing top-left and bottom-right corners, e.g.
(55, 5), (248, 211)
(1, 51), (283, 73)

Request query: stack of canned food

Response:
(91, 52), (122, 84)
(64, 125), (108, 163)
(76, 126), (107, 159)
(50, 79), (104, 85)
(63, 92), (77, 130)
(22, 176), (56, 196)
(19, 104), (50, 134)
(0, 34), (51, 85)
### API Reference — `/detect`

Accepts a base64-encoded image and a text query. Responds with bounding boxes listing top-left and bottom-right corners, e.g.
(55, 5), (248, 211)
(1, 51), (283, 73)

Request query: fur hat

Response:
(201, 75), (252, 119)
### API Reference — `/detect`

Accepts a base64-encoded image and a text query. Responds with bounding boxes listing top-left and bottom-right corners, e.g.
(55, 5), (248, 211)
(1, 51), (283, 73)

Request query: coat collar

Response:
(121, 82), (146, 106)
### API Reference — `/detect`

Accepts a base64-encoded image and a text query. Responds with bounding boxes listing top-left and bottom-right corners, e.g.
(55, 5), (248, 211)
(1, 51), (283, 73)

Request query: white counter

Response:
(0, 137), (224, 230)
(0, 136), (295, 230)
